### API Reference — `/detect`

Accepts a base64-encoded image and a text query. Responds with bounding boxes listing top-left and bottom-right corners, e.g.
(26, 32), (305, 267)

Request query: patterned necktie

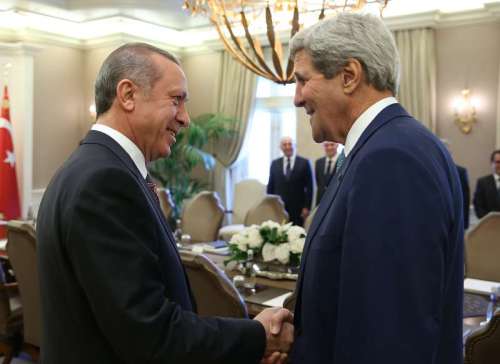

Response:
(146, 175), (160, 205)
(285, 157), (292, 179)
(335, 150), (346, 174)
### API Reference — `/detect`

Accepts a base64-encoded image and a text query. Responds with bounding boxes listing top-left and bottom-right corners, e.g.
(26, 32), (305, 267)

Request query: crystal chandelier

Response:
(183, 0), (390, 84)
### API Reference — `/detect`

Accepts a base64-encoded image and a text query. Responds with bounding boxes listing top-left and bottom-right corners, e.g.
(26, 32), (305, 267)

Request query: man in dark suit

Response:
(314, 141), (339, 205)
(37, 43), (292, 364)
(473, 149), (500, 219)
(289, 13), (463, 364)
(267, 137), (313, 226)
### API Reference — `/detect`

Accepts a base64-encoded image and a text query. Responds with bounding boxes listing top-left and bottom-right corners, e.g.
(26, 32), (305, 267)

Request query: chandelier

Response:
(183, 1), (390, 84)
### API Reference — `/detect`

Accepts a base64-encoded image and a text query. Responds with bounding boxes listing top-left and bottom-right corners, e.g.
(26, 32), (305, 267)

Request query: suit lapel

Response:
(81, 131), (179, 253)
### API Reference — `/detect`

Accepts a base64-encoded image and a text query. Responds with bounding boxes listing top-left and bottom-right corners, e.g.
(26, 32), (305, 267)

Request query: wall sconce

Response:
(453, 89), (478, 134)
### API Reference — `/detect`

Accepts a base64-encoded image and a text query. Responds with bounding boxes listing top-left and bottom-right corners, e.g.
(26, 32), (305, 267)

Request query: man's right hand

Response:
(254, 307), (294, 362)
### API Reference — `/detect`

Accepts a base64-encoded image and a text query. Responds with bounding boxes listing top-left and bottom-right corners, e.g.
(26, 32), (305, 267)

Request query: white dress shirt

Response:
(494, 173), (500, 190)
(91, 123), (148, 179)
(283, 154), (296, 175)
(344, 96), (398, 157)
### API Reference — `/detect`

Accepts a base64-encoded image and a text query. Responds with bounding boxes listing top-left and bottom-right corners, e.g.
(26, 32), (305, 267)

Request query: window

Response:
(239, 77), (297, 185)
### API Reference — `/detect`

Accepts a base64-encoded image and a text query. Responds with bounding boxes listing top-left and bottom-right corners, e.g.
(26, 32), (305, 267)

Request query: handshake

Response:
(254, 307), (295, 364)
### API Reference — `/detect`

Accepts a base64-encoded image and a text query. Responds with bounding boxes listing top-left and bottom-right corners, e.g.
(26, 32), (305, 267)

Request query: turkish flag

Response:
(0, 86), (21, 238)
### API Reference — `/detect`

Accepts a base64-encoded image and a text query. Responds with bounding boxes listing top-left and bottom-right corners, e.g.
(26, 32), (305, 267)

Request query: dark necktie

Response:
(285, 158), (292, 179)
(326, 159), (332, 176)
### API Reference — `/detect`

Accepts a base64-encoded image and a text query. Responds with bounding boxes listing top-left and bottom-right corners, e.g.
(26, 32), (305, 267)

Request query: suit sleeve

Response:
(267, 161), (275, 194)
(462, 169), (470, 229)
(333, 148), (457, 364)
(65, 168), (265, 364)
(473, 179), (487, 219)
(303, 159), (313, 209)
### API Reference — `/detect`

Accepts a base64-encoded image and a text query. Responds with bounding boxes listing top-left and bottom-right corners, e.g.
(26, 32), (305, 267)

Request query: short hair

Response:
(491, 149), (500, 162)
(95, 42), (179, 118)
(290, 12), (400, 95)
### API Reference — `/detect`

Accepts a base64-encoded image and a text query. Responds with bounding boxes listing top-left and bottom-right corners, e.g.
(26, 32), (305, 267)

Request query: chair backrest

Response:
(232, 179), (266, 224)
(465, 309), (500, 364)
(157, 187), (175, 221)
(6, 221), (40, 347)
(465, 212), (500, 281)
(179, 251), (247, 318)
(181, 191), (225, 243)
(304, 206), (318, 232)
(244, 195), (289, 226)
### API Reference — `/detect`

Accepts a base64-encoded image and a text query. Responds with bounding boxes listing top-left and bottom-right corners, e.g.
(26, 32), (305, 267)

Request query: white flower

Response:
(289, 237), (305, 254)
(262, 243), (277, 262)
(229, 233), (248, 252)
(279, 222), (293, 233)
(275, 243), (291, 264)
(261, 220), (281, 230)
(287, 225), (306, 242)
(245, 226), (263, 249)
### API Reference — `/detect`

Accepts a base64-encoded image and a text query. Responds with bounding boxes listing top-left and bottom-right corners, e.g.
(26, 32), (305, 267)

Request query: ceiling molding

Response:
(0, 5), (500, 55)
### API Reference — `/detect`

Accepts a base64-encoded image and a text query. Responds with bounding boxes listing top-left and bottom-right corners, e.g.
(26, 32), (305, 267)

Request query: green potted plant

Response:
(148, 113), (235, 220)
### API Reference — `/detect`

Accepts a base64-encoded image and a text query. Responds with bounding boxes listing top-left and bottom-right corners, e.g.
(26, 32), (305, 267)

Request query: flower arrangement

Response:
(227, 220), (306, 266)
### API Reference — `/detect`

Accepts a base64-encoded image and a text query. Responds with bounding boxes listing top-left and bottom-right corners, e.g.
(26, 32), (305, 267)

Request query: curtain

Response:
(394, 28), (437, 132)
(212, 51), (257, 211)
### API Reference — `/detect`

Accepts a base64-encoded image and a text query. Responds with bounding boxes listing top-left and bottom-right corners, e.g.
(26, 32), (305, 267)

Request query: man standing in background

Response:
(267, 136), (313, 226)
(474, 149), (500, 219)
(314, 141), (339, 205)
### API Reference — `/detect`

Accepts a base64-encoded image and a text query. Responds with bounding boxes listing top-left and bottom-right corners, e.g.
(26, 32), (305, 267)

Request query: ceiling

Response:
(1, 0), (500, 51)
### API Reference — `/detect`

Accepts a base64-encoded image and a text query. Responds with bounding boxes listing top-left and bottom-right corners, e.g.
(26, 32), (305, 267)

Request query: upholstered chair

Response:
(6, 221), (40, 362)
(0, 278), (22, 364)
(180, 251), (247, 318)
(181, 191), (225, 243)
(464, 309), (500, 364)
(219, 179), (266, 241)
(244, 195), (289, 226)
(465, 212), (500, 281)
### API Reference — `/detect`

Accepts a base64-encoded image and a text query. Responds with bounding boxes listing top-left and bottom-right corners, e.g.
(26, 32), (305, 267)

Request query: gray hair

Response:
(290, 12), (400, 95)
(95, 42), (179, 118)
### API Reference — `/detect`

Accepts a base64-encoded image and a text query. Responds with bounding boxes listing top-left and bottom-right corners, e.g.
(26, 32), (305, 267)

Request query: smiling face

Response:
(293, 50), (350, 144)
(130, 54), (190, 161)
(280, 137), (295, 158)
(323, 141), (338, 158)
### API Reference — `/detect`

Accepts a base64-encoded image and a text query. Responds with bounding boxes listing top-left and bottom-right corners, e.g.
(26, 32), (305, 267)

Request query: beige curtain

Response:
(394, 28), (437, 132)
(497, 62), (500, 148)
(212, 51), (257, 209)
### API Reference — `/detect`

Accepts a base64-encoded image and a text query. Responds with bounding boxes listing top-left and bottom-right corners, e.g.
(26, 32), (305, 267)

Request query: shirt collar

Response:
(344, 96), (398, 157)
(91, 123), (148, 179)
(494, 173), (500, 182)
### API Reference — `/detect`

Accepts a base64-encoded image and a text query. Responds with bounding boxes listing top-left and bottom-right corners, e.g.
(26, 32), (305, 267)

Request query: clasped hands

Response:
(254, 307), (294, 364)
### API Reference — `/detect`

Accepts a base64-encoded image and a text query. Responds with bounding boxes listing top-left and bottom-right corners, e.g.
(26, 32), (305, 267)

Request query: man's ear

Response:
(115, 79), (136, 112)
(342, 58), (363, 95)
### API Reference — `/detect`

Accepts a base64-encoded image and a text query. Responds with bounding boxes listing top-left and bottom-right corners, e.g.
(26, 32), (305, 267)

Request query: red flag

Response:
(0, 85), (21, 238)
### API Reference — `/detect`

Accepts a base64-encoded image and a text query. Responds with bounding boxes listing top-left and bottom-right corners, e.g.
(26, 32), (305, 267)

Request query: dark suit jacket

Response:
(37, 131), (265, 364)
(291, 104), (464, 364)
(267, 155), (313, 226)
(473, 174), (500, 219)
(456, 165), (470, 229)
(314, 156), (337, 205)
